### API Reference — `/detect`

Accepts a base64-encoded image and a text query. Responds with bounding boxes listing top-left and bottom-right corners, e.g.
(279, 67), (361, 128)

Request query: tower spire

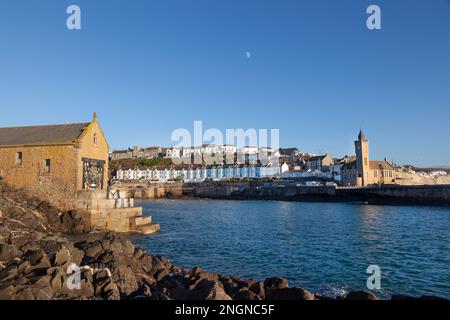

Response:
(358, 129), (366, 141)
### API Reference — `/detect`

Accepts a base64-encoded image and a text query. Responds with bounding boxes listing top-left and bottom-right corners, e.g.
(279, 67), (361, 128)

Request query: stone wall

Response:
(112, 182), (184, 199)
(110, 181), (450, 206)
(338, 185), (450, 205)
(0, 144), (79, 210)
(191, 182), (450, 206)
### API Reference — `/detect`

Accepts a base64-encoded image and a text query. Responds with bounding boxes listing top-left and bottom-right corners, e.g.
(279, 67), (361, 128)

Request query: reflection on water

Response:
(133, 199), (450, 298)
(359, 205), (384, 242)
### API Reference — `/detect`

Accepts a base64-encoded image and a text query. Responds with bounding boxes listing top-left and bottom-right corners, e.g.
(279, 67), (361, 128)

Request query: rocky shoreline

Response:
(0, 183), (446, 300)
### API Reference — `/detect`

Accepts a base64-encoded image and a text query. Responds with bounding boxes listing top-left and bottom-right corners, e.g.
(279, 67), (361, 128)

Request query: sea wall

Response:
(336, 185), (450, 205)
(192, 182), (450, 206)
(111, 181), (450, 206)
(111, 182), (185, 199)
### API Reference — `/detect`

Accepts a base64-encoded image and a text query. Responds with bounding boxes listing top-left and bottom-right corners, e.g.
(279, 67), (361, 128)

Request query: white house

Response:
(165, 148), (182, 158)
(281, 162), (290, 173)
(222, 144), (237, 154)
(182, 147), (202, 157)
(115, 164), (281, 182)
(239, 146), (258, 155)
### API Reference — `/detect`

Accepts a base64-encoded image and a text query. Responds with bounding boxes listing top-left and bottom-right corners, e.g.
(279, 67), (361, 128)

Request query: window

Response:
(16, 152), (23, 166)
(93, 133), (97, 145)
(44, 159), (51, 173)
(374, 171), (377, 178)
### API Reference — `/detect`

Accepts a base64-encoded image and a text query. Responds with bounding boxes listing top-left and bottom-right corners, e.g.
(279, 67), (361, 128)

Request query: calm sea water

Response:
(133, 199), (450, 299)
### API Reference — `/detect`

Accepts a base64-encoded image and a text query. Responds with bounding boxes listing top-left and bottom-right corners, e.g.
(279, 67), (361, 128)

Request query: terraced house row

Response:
(114, 164), (281, 182)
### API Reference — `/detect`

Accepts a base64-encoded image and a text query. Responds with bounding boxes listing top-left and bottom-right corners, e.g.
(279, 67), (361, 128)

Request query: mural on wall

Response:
(82, 158), (105, 190)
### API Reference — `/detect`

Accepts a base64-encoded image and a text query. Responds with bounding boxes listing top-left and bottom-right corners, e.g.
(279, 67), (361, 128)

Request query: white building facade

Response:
(115, 164), (281, 182)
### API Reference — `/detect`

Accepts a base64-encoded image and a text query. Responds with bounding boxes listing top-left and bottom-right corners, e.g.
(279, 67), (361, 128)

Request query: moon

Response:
(245, 51), (251, 59)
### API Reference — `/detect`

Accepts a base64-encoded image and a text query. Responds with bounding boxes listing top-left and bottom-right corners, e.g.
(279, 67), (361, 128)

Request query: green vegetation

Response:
(138, 158), (163, 167)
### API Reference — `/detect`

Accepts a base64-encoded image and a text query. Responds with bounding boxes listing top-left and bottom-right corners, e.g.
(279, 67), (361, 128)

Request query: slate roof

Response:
(279, 148), (299, 156)
(308, 154), (329, 161)
(0, 123), (89, 147)
(341, 160), (394, 171)
(369, 160), (395, 170)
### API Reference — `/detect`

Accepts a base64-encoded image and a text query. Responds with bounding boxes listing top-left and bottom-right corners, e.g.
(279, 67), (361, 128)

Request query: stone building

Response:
(110, 146), (162, 161)
(304, 154), (334, 172)
(0, 113), (109, 210)
(341, 131), (396, 187)
(110, 149), (133, 161)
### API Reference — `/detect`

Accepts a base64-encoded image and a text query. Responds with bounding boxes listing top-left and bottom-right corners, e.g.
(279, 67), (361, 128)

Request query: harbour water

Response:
(133, 199), (450, 299)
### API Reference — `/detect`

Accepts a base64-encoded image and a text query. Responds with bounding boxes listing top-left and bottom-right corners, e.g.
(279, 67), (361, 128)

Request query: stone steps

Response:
(134, 216), (152, 226)
(76, 198), (135, 210)
(135, 223), (160, 235)
(76, 190), (158, 235)
(103, 207), (142, 218)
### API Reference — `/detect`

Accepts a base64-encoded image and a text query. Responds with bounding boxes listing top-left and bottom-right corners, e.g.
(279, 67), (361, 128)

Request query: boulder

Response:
(113, 265), (139, 296)
(140, 275), (156, 288)
(95, 278), (120, 300)
(345, 291), (380, 301)
(149, 256), (172, 275)
(106, 236), (135, 256)
(18, 260), (32, 274)
(0, 262), (19, 282)
(93, 267), (121, 300)
(238, 288), (261, 300)
(60, 211), (90, 234)
(23, 249), (50, 266)
(22, 249), (51, 272)
(151, 288), (173, 300)
(72, 278), (95, 299)
(266, 287), (315, 300)
(249, 281), (265, 299)
(0, 243), (21, 261)
(221, 286), (240, 299)
(15, 288), (36, 300)
(7, 232), (45, 251)
(171, 266), (182, 276)
(0, 285), (16, 299)
(188, 270), (219, 290)
(170, 285), (190, 300)
(186, 279), (232, 300)
(35, 201), (60, 226)
(155, 268), (170, 282)
(30, 275), (55, 299)
(264, 277), (289, 290)
(53, 244), (84, 267)
(132, 283), (152, 299)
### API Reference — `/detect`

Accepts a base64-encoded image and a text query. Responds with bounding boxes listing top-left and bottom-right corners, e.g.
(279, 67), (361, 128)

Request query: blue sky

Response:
(0, 0), (449, 167)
